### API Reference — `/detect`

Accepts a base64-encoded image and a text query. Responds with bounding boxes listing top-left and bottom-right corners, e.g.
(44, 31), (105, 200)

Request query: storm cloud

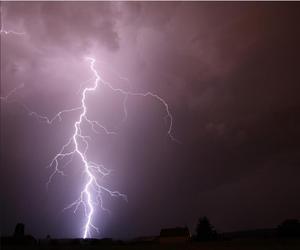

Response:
(1, 2), (300, 238)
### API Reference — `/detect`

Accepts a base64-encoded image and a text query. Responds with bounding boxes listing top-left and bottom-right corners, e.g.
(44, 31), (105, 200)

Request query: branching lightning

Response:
(1, 11), (177, 238)
(0, 28), (25, 35)
(45, 57), (177, 238)
(0, 11), (25, 36)
(1, 53), (178, 238)
(43, 57), (129, 238)
(0, 83), (24, 102)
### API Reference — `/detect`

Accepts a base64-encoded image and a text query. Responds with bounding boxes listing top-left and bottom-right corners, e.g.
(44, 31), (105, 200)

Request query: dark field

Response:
(2, 239), (300, 250)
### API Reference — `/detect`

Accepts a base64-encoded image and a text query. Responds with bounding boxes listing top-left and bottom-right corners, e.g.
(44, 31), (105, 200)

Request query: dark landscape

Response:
(1, 218), (300, 249)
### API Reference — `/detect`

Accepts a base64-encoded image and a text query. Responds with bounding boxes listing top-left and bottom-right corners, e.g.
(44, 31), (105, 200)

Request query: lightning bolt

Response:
(0, 7), (178, 237)
(0, 13), (25, 36)
(46, 57), (178, 238)
(0, 83), (24, 102)
(42, 57), (128, 238)
(0, 28), (25, 35)
(2, 56), (177, 238)
(1, 34), (177, 236)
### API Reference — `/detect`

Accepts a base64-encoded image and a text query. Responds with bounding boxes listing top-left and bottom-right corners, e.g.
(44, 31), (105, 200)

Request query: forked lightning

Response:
(1, 52), (177, 237)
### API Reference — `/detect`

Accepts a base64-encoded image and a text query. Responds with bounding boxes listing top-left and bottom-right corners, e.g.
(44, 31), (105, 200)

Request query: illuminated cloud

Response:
(1, 2), (299, 238)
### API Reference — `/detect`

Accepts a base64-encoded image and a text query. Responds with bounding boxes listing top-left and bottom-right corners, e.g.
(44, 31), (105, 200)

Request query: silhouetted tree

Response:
(14, 223), (25, 238)
(277, 219), (300, 238)
(195, 216), (217, 241)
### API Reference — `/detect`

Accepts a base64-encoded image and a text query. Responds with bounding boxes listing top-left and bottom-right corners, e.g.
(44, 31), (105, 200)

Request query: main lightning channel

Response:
(47, 57), (129, 238)
(1, 56), (178, 238)
(70, 57), (103, 238)
(47, 57), (178, 238)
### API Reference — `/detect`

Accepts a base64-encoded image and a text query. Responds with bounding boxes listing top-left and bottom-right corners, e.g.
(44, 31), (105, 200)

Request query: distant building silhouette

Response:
(0, 223), (36, 246)
(159, 227), (190, 243)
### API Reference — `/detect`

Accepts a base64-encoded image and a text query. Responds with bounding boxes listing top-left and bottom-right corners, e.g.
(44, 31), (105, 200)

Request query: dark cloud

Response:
(3, 2), (120, 51)
(1, 2), (300, 239)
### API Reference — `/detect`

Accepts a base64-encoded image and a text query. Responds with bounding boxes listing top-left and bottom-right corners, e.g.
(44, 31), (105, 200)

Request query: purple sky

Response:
(1, 2), (300, 239)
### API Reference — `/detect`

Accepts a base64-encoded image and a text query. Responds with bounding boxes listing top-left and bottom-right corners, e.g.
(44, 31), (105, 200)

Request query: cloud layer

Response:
(1, 2), (300, 238)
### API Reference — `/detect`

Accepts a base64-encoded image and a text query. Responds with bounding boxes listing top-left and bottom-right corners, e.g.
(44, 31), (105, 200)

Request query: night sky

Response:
(1, 2), (300, 239)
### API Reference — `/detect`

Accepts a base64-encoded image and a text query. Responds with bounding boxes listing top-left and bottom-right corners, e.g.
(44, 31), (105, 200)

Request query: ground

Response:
(2, 238), (300, 250)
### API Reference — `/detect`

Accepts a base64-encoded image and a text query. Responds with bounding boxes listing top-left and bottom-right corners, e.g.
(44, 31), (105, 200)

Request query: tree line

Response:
(193, 216), (300, 241)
